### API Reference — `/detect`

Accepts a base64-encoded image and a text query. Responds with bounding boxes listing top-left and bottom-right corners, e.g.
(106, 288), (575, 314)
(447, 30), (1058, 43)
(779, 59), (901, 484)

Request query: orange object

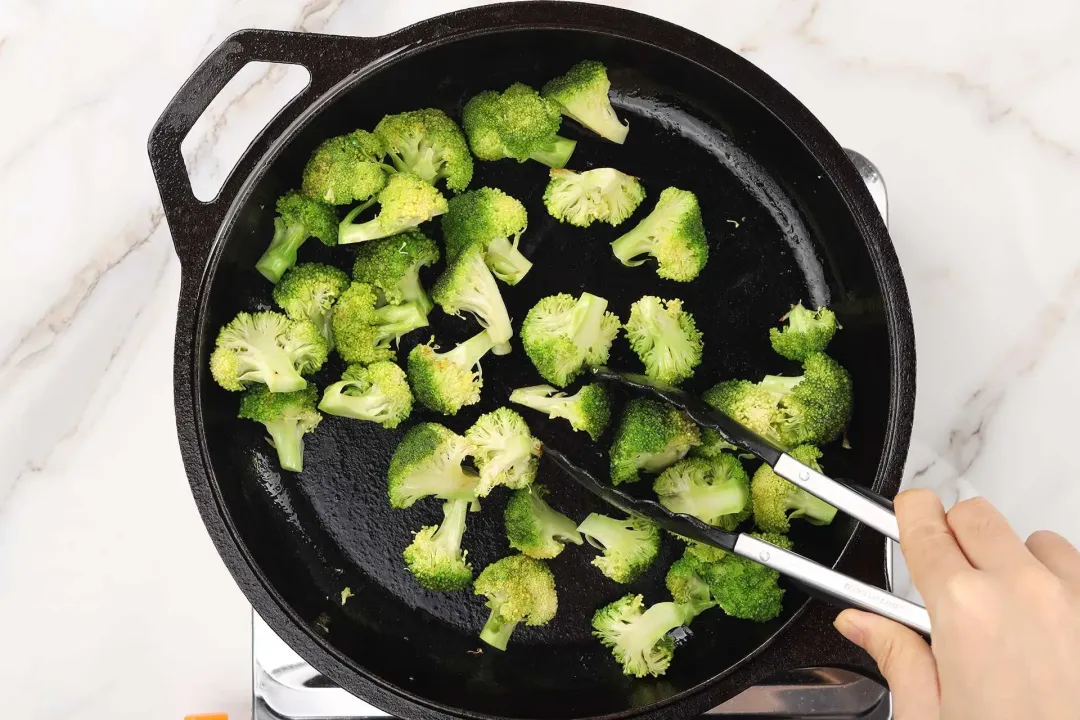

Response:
(185, 715), (228, 720)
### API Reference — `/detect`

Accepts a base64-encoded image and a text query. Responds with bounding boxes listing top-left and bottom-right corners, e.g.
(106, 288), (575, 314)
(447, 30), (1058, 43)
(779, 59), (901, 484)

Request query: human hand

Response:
(833, 489), (1080, 719)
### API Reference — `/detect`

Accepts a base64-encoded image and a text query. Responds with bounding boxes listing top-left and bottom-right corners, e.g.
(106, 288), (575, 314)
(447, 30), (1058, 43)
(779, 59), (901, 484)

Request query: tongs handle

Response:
(773, 454), (900, 542)
(735, 535), (931, 637)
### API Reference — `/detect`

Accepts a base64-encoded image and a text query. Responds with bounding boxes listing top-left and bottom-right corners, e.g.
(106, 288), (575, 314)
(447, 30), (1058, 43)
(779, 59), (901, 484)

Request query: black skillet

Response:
(149, 3), (915, 718)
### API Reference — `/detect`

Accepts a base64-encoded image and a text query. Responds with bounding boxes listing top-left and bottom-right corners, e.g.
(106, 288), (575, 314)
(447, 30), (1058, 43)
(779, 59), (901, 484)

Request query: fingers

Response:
(946, 497), (1034, 571)
(1026, 530), (1080, 592)
(896, 489), (970, 601)
(834, 609), (940, 720)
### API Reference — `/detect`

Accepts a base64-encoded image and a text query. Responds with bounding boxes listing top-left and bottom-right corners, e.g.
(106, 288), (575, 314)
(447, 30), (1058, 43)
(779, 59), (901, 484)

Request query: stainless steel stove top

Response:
(251, 148), (893, 720)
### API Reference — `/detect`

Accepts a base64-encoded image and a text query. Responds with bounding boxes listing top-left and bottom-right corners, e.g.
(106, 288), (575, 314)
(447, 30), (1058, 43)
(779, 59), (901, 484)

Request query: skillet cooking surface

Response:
(195, 28), (897, 719)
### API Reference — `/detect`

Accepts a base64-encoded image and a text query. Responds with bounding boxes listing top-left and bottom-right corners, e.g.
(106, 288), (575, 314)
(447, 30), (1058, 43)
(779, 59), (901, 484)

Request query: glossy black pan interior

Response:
(151, 4), (914, 719)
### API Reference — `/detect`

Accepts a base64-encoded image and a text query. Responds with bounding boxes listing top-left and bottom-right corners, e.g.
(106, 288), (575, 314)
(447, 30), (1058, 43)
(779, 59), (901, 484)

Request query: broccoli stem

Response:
(432, 498), (469, 553)
(610, 224), (654, 267)
(509, 386), (567, 415)
(686, 483), (747, 522)
(530, 492), (583, 545)
(569, 292), (609, 350)
(791, 490), (838, 526)
(256, 221), (309, 283)
(373, 302), (429, 343)
(578, 514), (632, 554)
(528, 135), (577, 169)
(318, 381), (391, 421)
(264, 417), (307, 472)
(389, 144), (442, 186)
(337, 198), (387, 244)
(253, 340), (308, 393)
(445, 330), (496, 369)
(485, 236), (533, 285)
(398, 266), (434, 314)
(479, 608), (518, 651)
(632, 601), (688, 644)
(759, 374), (802, 397)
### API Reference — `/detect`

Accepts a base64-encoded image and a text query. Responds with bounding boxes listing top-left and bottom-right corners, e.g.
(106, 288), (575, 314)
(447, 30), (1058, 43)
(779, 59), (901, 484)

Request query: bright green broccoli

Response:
(664, 556), (716, 621)
(608, 398), (701, 485)
(692, 429), (739, 460)
(542, 60), (629, 144)
(681, 538), (730, 566)
(238, 385), (322, 472)
(542, 167), (645, 228)
(465, 408), (541, 497)
(610, 187), (708, 282)
(577, 513), (660, 583)
(592, 594), (686, 678)
(751, 445), (837, 532)
(351, 230), (440, 314)
(331, 282), (428, 365)
(701, 532), (793, 622)
(431, 245), (514, 354)
(653, 454), (751, 531)
(508, 383), (612, 441)
(374, 109), (473, 192)
(386, 422), (480, 509)
(461, 83), (577, 168)
(209, 311), (328, 393)
(504, 484), (583, 559)
(625, 296), (703, 386)
(442, 187), (532, 285)
(756, 352), (853, 447)
(520, 292), (621, 388)
(338, 173), (448, 245)
(769, 302), (839, 361)
(301, 130), (388, 205)
(256, 192), (339, 283)
(318, 361), (413, 429)
(272, 262), (350, 350)
(703, 379), (782, 446)
(406, 329), (496, 415)
(403, 497), (474, 591)
(474, 554), (558, 650)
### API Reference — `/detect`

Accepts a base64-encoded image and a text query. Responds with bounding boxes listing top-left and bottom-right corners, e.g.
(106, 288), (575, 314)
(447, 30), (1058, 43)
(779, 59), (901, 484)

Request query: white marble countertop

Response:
(3, 0), (1079, 717)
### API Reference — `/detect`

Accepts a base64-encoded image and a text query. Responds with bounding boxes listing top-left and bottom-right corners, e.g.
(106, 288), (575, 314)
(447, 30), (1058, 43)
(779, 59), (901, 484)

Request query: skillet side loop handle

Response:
(147, 29), (381, 272)
(733, 534), (932, 639)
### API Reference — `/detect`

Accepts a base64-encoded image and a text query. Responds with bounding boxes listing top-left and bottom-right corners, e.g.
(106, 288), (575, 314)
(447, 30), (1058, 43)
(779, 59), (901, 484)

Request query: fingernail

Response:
(833, 611), (864, 645)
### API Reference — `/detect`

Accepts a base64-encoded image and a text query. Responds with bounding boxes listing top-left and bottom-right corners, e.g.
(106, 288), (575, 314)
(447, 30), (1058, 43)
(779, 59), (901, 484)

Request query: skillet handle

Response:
(147, 29), (384, 273)
(733, 534), (931, 638)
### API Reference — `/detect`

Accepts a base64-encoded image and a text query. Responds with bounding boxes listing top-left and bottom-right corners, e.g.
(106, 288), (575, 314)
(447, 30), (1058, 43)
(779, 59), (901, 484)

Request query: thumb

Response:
(834, 609), (940, 719)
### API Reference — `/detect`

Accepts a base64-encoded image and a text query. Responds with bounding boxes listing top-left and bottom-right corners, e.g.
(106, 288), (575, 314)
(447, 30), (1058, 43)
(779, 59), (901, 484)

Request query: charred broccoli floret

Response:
(209, 311), (327, 393)
(318, 361), (413, 429)
(272, 262), (350, 350)
(610, 187), (707, 282)
(465, 408), (541, 497)
(543, 167), (645, 228)
(577, 513), (660, 583)
(351, 230), (440, 313)
(624, 296), (703, 386)
(338, 173), (448, 245)
(543, 60), (629, 144)
(374, 109), (473, 192)
(238, 385), (321, 473)
(750, 445), (837, 533)
(609, 398), (701, 485)
(301, 130), (387, 205)
(653, 454), (751, 531)
(461, 83), (577, 168)
(332, 282), (428, 365)
(442, 187), (532, 285)
(406, 329), (496, 415)
(387, 423), (479, 509)
(509, 383), (612, 441)
(520, 292), (621, 388)
(504, 484), (582, 559)
(474, 554), (558, 650)
(256, 192), (339, 283)
(403, 497), (474, 592)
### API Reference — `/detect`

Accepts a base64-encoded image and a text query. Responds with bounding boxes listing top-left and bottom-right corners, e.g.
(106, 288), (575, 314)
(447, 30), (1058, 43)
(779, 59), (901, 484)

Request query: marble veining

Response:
(2, 0), (1079, 717)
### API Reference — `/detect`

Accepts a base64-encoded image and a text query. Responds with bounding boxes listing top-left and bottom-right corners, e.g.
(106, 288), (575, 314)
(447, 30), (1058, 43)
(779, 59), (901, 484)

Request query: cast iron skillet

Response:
(149, 3), (915, 718)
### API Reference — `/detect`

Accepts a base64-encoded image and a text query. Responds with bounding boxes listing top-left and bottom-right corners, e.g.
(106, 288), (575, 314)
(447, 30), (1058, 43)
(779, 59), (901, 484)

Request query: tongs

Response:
(542, 367), (932, 636)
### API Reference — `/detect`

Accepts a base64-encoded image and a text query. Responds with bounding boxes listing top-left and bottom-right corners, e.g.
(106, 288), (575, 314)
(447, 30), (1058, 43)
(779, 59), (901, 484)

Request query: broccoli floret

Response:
(625, 296), (703, 386)
(272, 262), (350, 351)
(238, 385), (321, 472)
(609, 398), (701, 485)
(504, 484), (583, 559)
(301, 130), (388, 205)
(653, 455), (750, 531)
(442, 187), (532, 285)
(542, 60), (629, 144)
(351, 230), (440, 314)
(256, 192), (339, 283)
(543, 168), (645, 228)
(757, 353), (853, 447)
(209, 311), (328, 393)
(431, 245), (514, 354)
(374, 109), (473, 192)
(520, 292), (621, 388)
(751, 445), (837, 533)
(577, 513), (660, 583)
(692, 429), (739, 459)
(592, 594), (685, 678)
(665, 556), (716, 621)
(465, 408), (541, 497)
(610, 187), (708, 282)
(703, 379), (783, 446)
(406, 329), (496, 415)
(509, 383), (612, 441)
(403, 497), (474, 592)
(387, 422), (480, 509)
(769, 302), (839, 361)
(474, 554), (558, 650)
(461, 83), (577, 168)
(338, 173), (448, 245)
(701, 532), (793, 622)
(318, 361), (413, 429)
(331, 282), (428, 365)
